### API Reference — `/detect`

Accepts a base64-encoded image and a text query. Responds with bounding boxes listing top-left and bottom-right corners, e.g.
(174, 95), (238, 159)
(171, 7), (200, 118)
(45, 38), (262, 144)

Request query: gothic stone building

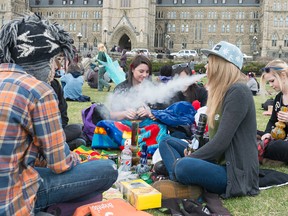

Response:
(1, 0), (288, 58)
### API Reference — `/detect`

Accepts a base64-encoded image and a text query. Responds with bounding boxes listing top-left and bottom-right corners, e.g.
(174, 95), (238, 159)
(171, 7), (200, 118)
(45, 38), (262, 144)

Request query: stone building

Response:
(0, 0), (29, 26)
(1, 0), (288, 58)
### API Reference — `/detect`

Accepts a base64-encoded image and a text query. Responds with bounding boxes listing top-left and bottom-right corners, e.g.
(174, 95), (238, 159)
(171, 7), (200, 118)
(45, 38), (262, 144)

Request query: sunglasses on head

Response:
(172, 62), (189, 70)
(261, 66), (284, 73)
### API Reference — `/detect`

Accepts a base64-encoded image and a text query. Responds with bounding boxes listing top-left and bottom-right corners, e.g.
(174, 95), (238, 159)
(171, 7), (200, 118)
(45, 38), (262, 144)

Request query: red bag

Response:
(258, 138), (270, 163)
(73, 198), (152, 216)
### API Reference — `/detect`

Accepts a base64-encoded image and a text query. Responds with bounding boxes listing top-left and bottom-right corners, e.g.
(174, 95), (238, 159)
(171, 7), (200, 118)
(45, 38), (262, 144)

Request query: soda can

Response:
(108, 154), (119, 167)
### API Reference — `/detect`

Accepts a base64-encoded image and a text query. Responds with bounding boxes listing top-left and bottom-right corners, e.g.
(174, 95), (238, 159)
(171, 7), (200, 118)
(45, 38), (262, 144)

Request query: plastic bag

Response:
(98, 53), (126, 85)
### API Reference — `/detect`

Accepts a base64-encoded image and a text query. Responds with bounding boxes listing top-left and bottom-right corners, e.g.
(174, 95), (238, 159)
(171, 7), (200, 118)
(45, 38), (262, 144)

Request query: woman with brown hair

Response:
(110, 54), (152, 120)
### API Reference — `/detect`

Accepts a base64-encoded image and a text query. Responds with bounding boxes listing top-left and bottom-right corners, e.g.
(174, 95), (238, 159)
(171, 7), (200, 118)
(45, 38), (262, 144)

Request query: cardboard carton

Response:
(120, 179), (161, 210)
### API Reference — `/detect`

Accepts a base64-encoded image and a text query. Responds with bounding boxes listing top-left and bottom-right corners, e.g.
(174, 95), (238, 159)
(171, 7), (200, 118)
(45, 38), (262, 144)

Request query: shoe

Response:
(107, 86), (111, 92)
(67, 138), (86, 151)
(262, 158), (285, 166)
(150, 172), (169, 182)
(153, 160), (169, 176)
(152, 180), (203, 200)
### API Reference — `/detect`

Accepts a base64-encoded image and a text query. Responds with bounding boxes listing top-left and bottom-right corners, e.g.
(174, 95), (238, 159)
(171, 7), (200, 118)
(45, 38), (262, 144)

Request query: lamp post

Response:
(77, 32), (82, 53)
(103, 27), (108, 48)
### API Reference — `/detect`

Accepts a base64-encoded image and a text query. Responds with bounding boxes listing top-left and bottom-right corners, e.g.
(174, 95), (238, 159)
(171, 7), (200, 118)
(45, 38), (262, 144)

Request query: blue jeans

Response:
(159, 136), (227, 194)
(34, 160), (118, 213)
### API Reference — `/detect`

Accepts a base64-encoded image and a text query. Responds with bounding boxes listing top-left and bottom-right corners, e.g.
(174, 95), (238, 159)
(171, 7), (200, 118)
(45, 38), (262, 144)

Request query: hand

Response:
(277, 111), (288, 123)
(184, 146), (194, 156)
(136, 106), (151, 118)
(124, 109), (137, 120)
(184, 148), (189, 156)
(261, 133), (271, 141)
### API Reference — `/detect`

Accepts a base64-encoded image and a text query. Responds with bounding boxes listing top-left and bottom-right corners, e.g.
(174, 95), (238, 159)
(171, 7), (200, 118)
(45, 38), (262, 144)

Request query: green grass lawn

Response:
(67, 82), (288, 216)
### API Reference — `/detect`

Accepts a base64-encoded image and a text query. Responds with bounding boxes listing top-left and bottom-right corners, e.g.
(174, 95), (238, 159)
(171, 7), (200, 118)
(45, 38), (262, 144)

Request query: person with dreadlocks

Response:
(0, 14), (118, 215)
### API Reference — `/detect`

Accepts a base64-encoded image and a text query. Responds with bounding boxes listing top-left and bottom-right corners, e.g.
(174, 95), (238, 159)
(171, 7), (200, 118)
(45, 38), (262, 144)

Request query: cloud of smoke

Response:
(106, 74), (206, 111)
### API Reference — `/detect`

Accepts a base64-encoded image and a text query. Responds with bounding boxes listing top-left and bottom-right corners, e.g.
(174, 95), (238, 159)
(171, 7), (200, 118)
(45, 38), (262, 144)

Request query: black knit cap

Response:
(0, 13), (74, 82)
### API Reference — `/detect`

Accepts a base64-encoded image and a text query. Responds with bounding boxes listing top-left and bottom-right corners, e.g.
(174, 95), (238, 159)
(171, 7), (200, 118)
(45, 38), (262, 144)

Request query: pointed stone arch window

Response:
(208, 39), (214, 49)
(284, 35), (288, 47)
(272, 34), (277, 47)
(121, 0), (131, 7)
(154, 27), (164, 48)
(236, 39), (242, 50)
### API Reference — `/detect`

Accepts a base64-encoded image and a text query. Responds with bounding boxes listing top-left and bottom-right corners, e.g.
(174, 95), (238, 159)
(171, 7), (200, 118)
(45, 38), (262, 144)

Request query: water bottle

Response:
(119, 144), (132, 171)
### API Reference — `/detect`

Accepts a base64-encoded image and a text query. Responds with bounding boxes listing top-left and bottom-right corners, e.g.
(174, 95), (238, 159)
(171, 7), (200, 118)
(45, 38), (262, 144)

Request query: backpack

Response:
(255, 78), (260, 92)
(81, 103), (110, 143)
(261, 99), (274, 110)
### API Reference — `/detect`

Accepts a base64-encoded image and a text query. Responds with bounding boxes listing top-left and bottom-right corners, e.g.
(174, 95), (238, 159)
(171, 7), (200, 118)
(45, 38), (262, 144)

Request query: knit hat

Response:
(201, 41), (243, 70)
(0, 13), (74, 82)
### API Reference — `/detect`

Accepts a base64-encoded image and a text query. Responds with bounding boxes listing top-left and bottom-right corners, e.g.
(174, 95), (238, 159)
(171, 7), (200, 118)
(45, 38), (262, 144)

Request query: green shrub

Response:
(243, 61), (266, 76)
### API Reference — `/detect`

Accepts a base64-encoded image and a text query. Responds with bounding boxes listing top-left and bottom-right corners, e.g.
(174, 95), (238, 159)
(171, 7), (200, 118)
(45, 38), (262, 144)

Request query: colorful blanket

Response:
(73, 145), (108, 163)
(91, 118), (168, 155)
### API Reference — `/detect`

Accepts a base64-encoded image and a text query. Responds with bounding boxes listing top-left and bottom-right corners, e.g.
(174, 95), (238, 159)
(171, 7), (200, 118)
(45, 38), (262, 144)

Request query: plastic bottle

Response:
(140, 144), (148, 165)
(119, 144), (132, 171)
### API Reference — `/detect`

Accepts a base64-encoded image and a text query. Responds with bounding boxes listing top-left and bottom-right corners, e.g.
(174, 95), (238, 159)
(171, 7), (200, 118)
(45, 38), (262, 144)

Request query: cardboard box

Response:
(120, 179), (162, 210)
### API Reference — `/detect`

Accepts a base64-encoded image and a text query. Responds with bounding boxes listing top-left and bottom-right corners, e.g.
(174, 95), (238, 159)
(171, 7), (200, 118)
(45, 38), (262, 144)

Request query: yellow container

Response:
(120, 179), (162, 210)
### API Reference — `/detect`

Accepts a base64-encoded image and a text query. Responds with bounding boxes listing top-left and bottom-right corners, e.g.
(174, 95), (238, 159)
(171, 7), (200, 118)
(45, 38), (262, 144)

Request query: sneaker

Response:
(67, 138), (86, 151)
(262, 158), (285, 166)
(152, 180), (203, 200)
(153, 160), (169, 176)
(150, 172), (169, 182)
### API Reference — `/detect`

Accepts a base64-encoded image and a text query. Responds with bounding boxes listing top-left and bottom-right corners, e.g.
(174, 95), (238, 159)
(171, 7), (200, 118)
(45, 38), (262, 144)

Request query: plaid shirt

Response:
(0, 63), (80, 215)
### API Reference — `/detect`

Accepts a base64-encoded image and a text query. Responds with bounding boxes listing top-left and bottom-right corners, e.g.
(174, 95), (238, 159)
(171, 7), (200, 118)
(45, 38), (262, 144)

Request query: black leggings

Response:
(264, 139), (288, 162)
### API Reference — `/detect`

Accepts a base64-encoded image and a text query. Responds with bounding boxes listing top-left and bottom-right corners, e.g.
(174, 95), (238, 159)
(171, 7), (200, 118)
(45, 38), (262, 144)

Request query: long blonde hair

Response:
(97, 43), (107, 52)
(260, 59), (288, 93)
(206, 55), (245, 128)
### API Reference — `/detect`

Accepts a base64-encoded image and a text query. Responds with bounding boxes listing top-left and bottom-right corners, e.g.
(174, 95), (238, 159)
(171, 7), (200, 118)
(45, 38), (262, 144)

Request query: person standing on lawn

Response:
(97, 43), (111, 92)
(0, 14), (118, 215)
(259, 59), (288, 163)
(154, 41), (259, 199)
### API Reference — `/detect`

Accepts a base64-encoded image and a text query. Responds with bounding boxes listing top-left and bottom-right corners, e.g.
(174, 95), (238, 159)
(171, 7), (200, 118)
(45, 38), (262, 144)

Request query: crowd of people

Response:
(0, 13), (287, 216)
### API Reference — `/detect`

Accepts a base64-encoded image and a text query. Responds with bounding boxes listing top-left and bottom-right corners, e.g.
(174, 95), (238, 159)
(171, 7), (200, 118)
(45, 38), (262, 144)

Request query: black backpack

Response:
(261, 99), (274, 110)
(255, 78), (260, 92)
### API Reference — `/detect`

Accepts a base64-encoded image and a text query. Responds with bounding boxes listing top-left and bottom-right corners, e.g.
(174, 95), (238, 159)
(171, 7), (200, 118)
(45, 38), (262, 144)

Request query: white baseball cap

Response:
(201, 41), (243, 70)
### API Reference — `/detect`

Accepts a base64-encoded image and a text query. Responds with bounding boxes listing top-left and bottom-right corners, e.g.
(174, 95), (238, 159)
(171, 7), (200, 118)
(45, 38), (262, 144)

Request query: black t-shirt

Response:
(265, 92), (288, 134)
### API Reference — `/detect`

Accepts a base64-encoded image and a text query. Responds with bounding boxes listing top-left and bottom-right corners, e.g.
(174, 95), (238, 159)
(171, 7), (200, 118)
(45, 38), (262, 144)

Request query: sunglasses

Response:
(261, 66), (284, 73)
(172, 62), (189, 70)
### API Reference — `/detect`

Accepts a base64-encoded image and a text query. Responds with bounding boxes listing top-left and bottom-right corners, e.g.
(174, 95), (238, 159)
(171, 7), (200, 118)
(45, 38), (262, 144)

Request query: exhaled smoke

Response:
(106, 74), (206, 112)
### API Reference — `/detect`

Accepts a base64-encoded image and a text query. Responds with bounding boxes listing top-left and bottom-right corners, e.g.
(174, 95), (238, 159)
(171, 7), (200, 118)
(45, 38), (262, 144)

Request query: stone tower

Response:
(260, 0), (288, 58)
(0, 0), (29, 26)
(102, 0), (156, 51)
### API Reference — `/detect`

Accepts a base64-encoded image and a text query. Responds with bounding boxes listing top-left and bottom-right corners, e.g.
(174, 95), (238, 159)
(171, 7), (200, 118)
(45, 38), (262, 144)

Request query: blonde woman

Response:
(97, 43), (111, 91)
(259, 59), (288, 162)
(154, 41), (259, 199)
